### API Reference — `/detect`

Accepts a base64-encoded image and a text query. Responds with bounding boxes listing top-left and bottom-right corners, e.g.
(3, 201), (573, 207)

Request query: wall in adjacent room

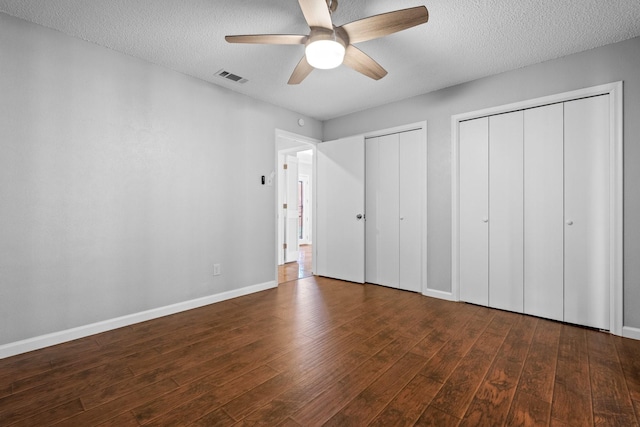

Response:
(324, 36), (640, 328)
(0, 12), (321, 346)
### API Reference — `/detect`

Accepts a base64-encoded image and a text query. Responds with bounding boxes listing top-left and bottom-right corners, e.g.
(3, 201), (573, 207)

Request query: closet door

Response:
(489, 111), (524, 312)
(365, 134), (400, 287)
(459, 117), (489, 306)
(564, 95), (610, 330)
(399, 130), (422, 292)
(365, 137), (380, 284)
(523, 103), (564, 321)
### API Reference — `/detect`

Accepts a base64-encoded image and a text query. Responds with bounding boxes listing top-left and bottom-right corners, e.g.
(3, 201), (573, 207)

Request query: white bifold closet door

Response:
(564, 95), (610, 330)
(458, 118), (489, 306)
(459, 111), (524, 312)
(523, 103), (564, 321)
(399, 130), (422, 292)
(458, 94), (610, 330)
(489, 111), (524, 312)
(366, 134), (400, 288)
(365, 129), (422, 292)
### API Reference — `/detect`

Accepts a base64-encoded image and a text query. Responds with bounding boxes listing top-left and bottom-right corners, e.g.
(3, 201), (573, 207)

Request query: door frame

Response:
(283, 154), (300, 263)
(298, 173), (311, 245)
(451, 81), (623, 336)
(275, 129), (319, 276)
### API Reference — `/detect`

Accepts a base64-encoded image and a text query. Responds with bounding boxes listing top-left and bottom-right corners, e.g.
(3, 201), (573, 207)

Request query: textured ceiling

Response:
(1, 0), (639, 120)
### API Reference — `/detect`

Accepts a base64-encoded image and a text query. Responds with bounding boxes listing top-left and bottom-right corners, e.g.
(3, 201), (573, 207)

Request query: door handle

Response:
(356, 214), (363, 220)
(482, 217), (489, 223)
(566, 220), (574, 226)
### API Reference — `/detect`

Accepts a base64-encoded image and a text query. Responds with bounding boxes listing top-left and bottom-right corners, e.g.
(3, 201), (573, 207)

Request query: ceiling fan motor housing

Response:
(306, 27), (348, 48)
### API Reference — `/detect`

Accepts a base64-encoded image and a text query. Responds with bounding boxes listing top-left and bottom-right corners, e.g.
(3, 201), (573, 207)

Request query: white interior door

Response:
(459, 117), (489, 306)
(564, 95), (610, 330)
(399, 130), (422, 293)
(524, 103), (564, 321)
(284, 155), (299, 263)
(316, 135), (365, 283)
(489, 111), (524, 313)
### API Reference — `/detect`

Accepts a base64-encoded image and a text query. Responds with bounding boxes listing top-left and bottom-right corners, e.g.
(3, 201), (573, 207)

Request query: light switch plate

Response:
(266, 171), (275, 186)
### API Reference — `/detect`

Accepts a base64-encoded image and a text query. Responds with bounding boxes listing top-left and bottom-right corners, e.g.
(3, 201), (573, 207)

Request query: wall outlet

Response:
(213, 264), (221, 276)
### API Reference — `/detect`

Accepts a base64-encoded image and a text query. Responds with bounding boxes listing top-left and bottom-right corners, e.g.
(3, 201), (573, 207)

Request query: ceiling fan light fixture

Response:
(305, 39), (345, 70)
(226, 1), (429, 84)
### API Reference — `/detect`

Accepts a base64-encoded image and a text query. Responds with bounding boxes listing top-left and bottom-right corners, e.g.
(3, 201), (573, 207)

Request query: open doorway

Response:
(275, 130), (317, 284)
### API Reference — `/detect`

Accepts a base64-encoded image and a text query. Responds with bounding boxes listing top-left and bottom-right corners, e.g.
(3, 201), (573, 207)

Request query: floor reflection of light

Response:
(292, 278), (330, 339)
(278, 245), (313, 284)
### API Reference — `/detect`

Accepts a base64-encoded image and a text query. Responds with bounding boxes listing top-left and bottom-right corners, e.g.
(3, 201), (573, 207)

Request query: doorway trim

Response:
(298, 173), (312, 245)
(275, 129), (319, 282)
(451, 81), (623, 336)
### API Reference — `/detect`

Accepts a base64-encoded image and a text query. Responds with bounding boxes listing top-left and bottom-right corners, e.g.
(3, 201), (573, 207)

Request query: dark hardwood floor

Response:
(1, 275), (639, 426)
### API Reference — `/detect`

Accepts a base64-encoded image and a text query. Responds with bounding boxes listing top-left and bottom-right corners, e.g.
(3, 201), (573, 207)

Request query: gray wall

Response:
(324, 36), (640, 329)
(0, 13), (321, 345)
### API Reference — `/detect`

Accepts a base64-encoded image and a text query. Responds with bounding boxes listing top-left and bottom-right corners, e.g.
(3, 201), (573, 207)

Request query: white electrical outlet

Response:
(213, 264), (221, 276)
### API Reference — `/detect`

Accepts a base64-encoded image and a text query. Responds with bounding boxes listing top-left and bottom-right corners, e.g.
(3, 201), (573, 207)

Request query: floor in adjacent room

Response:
(0, 275), (639, 426)
(278, 244), (313, 284)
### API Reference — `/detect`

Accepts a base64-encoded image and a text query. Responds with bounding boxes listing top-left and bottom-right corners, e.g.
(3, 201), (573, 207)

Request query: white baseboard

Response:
(422, 288), (457, 302)
(0, 280), (277, 359)
(622, 326), (640, 340)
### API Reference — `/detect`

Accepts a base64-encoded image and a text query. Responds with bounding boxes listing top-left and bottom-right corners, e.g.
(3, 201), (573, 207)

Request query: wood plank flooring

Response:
(1, 275), (639, 426)
(278, 244), (313, 284)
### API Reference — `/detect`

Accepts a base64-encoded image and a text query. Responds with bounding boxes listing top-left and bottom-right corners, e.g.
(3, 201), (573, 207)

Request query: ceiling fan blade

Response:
(288, 56), (314, 85)
(343, 45), (387, 80)
(340, 6), (429, 44)
(225, 34), (307, 45)
(298, 0), (333, 30)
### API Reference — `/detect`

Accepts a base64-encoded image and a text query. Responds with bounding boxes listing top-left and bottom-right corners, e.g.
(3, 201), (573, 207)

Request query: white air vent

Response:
(215, 69), (248, 84)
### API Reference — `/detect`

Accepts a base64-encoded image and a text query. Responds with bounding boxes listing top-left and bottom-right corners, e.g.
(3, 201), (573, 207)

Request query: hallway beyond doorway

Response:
(278, 244), (312, 284)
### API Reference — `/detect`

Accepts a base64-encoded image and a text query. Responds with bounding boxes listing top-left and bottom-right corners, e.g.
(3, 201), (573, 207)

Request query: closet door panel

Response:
(365, 137), (380, 284)
(399, 130), (422, 293)
(523, 104), (564, 321)
(489, 111), (524, 313)
(365, 135), (400, 287)
(378, 134), (400, 287)
(459, 117), (489, 306)
(564, 95), (610, 330)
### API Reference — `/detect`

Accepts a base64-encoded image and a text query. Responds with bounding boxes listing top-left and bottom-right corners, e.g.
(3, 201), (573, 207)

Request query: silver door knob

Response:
(356, 214), (363, 220)
(566, 220), (574, 225)
(400, 217), (405, 221)
(482, 217), (489, 223)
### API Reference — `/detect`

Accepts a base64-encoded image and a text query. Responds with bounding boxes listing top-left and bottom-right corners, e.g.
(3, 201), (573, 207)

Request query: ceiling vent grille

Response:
(215, 69), (248, 84)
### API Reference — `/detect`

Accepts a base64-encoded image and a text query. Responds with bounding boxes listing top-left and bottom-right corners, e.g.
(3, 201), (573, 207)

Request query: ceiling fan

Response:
(225, 0), (429, 84)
